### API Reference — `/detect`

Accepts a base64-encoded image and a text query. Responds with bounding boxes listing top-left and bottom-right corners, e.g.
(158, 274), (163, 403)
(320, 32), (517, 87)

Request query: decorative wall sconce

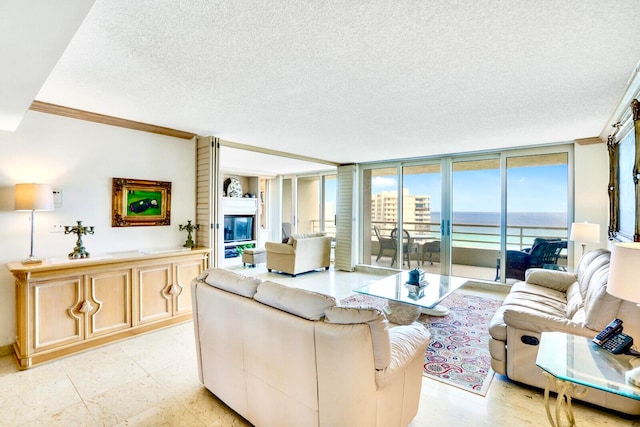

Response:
(14, 183), (55, 264)
(179, 220), (199, 248)
(64, 221), (95, 259)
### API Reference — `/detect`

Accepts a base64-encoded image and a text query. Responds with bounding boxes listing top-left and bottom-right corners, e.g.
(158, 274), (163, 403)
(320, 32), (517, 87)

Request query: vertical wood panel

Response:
(196, 136), (213, 252)
(335, 164), (357, 271)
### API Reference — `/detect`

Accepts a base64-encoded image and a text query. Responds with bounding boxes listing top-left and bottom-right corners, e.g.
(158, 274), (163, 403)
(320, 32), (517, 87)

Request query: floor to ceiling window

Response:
(322, 174), (337, 237)
(498, 152), (570, 281)
(363, 166), (400, 269)
(297, 176), (319, 234)
(296, 174), (337, 237)
(401, 164), (442, 271)
(360, 146), (571, 282)
(450, 158), (501, 280)
(281, 177), (294, 237)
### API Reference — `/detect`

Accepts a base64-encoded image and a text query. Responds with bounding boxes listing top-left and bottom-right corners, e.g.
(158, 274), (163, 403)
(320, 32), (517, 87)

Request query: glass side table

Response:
(536, 331), (640, 426)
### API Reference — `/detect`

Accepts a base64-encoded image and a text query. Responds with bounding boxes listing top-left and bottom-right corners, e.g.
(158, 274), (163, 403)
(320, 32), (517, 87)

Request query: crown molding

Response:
(575, 137), (603, 145)
(599, 59), (640, 141)
(29, 101), (196, 140)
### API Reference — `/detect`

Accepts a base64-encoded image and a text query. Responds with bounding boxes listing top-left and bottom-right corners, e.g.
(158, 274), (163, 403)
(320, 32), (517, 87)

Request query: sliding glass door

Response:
(360, 146), (571, 282)
(401, 164), (442, 271)
(296, 174), (337, 237)
(498, 152), (569, 281)
(297, 176), (319, 234)
(450, 158), (501, 280)
(363, 166), (400, 268)
(322, 174), (337, 237)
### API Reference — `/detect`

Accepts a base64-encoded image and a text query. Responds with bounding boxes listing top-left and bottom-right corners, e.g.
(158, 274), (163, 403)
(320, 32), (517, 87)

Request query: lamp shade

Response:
(607, 242), (640, 304)
(569, 222), (600, 244)
(14, 183), (54, 211)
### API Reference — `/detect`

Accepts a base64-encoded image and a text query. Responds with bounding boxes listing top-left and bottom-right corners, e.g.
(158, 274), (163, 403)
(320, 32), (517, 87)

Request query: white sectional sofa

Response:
(489, 249), (640, 415)
(191, 268), (431, 427)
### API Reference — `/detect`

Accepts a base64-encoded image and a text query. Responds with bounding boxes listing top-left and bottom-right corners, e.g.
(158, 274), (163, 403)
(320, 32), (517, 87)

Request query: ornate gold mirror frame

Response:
(608, 99), (640, 242)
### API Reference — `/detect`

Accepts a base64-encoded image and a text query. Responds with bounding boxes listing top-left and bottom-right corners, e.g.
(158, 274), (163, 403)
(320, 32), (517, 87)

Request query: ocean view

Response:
(430, 211), (567, 227)
(426, 211), (568, 249)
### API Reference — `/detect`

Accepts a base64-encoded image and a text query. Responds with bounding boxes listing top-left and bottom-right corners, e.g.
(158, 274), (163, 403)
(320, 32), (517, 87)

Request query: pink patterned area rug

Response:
(340, 292), (503, 396)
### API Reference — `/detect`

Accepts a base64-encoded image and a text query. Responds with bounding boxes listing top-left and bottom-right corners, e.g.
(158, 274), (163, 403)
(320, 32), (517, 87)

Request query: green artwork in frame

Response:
(127, 189), (163, 217)
(112, 178), (171, 227)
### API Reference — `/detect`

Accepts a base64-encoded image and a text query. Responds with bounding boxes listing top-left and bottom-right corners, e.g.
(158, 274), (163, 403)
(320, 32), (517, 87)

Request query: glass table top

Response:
(536, 331), (640, 400)
(354, 271), (468, 309)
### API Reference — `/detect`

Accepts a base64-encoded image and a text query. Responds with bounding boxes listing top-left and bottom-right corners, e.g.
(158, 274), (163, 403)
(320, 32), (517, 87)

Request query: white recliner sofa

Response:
(191, 268), (431, 427)
(265, 232), (332, 276)
(489, 249), (640, 415)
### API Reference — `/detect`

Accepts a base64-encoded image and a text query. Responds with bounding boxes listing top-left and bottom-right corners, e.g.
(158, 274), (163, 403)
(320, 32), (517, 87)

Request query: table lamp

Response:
(569, 222), (600, 256)
(607, 242), (640, 386)
(14, 183), (55, 264)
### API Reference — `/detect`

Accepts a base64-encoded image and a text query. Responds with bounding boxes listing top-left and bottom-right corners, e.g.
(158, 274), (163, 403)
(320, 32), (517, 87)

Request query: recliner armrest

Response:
(375, 323), (431, 386)
(503, 308), (591, 336)
(525, 268), (577, 292)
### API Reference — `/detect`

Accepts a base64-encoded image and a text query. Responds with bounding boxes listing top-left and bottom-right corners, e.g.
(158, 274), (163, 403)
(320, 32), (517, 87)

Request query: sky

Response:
(371, 164), (568, 213)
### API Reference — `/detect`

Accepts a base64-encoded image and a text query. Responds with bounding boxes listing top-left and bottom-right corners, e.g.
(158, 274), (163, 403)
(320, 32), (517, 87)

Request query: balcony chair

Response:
(390, 228), (416, 269)
(373, 225), (396, 264)
(496, 238), (567, 281)
(421, 240), (441, 265)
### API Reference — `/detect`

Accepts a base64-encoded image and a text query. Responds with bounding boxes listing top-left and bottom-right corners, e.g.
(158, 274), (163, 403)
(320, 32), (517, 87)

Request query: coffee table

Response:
(536, 331), (640, 426)
(354, 271), (467, 324)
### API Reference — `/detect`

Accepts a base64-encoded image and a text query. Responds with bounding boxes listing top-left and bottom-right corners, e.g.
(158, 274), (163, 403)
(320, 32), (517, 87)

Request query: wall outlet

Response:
(50, 224), (65, 233)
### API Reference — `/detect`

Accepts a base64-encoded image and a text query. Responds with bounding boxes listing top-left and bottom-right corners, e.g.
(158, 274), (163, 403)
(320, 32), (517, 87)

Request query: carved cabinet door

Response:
(29, 276), (84, 353)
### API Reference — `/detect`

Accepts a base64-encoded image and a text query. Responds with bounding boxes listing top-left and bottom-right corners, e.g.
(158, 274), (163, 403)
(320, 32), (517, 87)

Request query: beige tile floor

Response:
(0, 266), (636, 426)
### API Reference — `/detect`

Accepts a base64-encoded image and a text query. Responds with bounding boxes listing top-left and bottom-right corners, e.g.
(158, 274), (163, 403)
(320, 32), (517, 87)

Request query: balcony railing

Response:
(309, 219), (567, 252)
(371, 221), (567, 252)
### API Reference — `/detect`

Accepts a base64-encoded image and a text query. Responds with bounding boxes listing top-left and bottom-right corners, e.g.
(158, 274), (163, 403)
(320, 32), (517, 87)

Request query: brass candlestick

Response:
(64, 220), (95, 259)
(179, 220), (200, 248)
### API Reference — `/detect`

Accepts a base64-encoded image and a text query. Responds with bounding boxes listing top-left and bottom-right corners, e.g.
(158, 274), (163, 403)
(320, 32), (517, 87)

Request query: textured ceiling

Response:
(21, 1), (640, 168)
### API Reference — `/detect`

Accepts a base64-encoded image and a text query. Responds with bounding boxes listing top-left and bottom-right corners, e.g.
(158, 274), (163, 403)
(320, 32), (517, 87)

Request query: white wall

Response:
(573, 142), (610, 266)
(0, 111), (196, 348)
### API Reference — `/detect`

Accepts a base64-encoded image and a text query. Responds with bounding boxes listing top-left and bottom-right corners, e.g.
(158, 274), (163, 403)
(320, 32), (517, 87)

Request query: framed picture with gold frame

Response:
(112, 178), (171, 227)
(608, 99), (640, 242)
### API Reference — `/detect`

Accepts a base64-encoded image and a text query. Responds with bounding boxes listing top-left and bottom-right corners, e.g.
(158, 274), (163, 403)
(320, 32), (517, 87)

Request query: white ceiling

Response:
(4, 1), (640, 173)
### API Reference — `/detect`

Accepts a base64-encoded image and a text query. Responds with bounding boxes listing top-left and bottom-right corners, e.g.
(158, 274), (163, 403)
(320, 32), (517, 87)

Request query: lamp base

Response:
(627, 366), (640, 387)
(22, 256), (43, 265)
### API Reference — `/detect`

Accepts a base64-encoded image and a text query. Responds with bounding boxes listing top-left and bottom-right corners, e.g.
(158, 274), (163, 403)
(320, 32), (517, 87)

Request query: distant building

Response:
(371, 189), (431, 232)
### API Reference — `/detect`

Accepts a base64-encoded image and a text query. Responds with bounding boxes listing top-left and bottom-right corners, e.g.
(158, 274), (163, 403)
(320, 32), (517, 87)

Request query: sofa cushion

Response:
(489, 286), (567, 342)
(254, 280), (336, 320)
(505, 282), (567, 313)
(201, 268), (261, 298)
(325, 306), (391, 370)
(565, 282), (583, 319)
(575, 249), (610, 300)
(583, 265), (622, 331)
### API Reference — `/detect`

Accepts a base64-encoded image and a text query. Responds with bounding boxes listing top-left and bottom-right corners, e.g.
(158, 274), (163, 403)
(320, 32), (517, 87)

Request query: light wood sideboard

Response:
(6, 248), (209, 369)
